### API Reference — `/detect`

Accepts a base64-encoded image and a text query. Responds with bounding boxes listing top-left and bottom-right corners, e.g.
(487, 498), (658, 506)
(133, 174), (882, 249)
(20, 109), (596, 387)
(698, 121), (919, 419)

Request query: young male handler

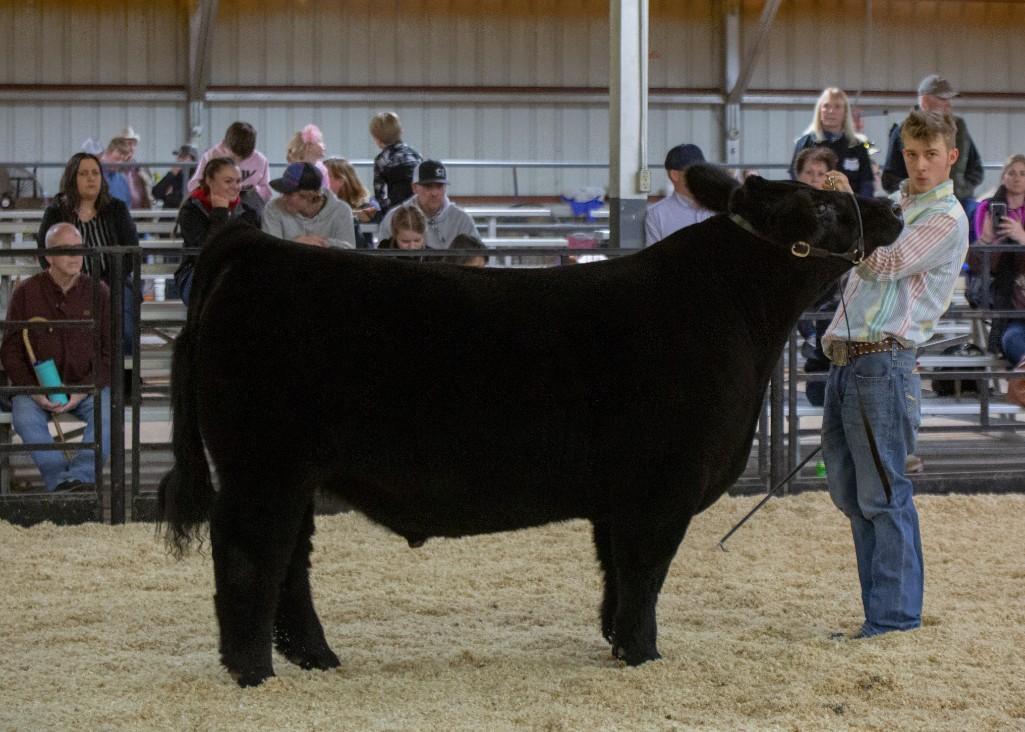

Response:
(820, 110), (969, 638)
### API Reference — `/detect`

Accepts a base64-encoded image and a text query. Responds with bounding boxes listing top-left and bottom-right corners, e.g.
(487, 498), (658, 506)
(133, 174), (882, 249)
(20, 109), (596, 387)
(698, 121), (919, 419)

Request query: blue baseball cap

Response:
(270, 162), (323, 193)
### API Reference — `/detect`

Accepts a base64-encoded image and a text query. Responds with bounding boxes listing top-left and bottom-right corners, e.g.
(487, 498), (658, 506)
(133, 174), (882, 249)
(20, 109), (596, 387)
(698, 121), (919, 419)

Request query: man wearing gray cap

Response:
(644, 143), (713, 245)
(882, 74), (984, 210)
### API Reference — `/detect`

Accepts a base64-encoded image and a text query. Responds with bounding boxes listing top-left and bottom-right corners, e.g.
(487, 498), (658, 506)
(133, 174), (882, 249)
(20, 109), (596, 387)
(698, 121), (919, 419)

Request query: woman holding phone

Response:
(971, 154), (1025, 361)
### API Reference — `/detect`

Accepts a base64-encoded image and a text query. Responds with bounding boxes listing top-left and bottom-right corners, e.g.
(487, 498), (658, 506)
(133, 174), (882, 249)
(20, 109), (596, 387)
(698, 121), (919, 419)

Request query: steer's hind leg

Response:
(610, 513), (692, 666)
(274, 501), (341, 672)
(592, 520), (618, 646)
(210, 473), (311, 687)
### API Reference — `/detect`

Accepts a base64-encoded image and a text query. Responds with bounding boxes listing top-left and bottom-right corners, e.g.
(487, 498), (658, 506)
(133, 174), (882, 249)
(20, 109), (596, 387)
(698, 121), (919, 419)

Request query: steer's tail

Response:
(157, 275), (217, 559)
(157, 320), (215, 556)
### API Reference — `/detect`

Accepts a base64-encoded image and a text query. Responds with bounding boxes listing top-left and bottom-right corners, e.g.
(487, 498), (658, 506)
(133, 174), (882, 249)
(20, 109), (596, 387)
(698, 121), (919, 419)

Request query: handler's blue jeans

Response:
(11, 388), (111, 491)
(822, 347), (923, 636)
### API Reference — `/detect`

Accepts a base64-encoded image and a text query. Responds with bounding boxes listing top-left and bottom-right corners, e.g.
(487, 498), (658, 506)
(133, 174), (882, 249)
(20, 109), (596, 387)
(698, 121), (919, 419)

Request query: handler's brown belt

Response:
(845, 337), (910, 361)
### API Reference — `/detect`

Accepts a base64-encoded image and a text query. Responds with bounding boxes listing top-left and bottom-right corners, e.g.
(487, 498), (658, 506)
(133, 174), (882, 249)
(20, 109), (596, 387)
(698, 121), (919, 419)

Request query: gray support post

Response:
(188, 0), (219, 145)
(723, 0), (783, 167)
(608, 0), (649, 251)
(723, 1), (741, 166)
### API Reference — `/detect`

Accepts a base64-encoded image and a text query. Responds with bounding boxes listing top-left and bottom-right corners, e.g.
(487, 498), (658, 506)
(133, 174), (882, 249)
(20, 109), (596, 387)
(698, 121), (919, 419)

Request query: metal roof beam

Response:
(188, 0), (219, 100)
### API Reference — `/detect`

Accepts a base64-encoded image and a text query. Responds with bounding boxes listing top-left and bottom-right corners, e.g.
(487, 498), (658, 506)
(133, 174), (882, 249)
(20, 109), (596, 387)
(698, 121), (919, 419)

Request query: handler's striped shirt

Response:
(822, 178), (969, 364)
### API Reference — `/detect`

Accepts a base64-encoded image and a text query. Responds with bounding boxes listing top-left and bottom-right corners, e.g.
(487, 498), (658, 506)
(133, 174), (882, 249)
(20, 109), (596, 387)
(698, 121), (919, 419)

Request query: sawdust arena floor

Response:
(2, 492), (1024, 731)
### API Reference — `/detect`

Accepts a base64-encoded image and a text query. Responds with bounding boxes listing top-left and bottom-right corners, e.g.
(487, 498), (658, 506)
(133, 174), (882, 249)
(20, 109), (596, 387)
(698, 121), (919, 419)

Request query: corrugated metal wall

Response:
(2, 0), (1023, 197)
(0, 0), (186, 85)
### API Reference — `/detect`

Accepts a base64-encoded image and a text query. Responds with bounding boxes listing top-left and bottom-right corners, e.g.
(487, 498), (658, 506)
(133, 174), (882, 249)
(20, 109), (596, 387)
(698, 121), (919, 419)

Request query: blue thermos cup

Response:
(33, 358), (69, 405)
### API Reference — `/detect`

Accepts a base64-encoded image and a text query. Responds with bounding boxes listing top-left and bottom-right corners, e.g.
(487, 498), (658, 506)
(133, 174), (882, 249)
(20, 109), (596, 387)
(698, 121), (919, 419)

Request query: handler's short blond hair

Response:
(901, 109), (956, 151)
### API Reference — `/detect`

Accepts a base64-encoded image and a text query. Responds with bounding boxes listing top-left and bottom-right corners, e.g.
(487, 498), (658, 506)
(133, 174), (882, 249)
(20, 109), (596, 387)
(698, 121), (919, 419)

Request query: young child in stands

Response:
(286, 124), (330, 191)
(369, 112), (422, 218)
(377, 206), (426, 252)
(443, 233), (488, 267)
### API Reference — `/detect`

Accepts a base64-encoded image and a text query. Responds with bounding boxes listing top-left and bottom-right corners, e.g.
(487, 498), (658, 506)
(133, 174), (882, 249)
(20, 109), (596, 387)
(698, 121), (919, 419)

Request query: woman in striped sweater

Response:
(38, 152), (139, 351)
(39, 153), (138, 280)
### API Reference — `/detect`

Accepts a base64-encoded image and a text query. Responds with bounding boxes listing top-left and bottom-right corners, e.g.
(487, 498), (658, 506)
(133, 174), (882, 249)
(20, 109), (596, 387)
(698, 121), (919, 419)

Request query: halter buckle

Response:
(791, 241), (811, 258)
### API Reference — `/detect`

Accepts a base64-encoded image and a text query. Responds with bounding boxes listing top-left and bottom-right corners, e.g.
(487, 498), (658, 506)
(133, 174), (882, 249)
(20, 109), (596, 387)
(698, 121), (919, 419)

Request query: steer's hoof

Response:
(613, 643), (662, 666)
(286, 646), (341, 671)
(229, 667), (275, 688)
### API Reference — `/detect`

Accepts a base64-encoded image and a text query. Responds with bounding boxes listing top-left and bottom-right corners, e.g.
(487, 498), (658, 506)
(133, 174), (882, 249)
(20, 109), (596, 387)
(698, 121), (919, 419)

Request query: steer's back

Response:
(188, 224), (763, 537)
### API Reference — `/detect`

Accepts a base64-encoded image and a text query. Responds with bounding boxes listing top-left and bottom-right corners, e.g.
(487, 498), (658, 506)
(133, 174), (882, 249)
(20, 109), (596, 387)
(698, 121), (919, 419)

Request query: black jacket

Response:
(37, 196), (138, 282)
(174, 196), (260, 288)
(151, 170), (188, 209)
(789, 133), (874, 197)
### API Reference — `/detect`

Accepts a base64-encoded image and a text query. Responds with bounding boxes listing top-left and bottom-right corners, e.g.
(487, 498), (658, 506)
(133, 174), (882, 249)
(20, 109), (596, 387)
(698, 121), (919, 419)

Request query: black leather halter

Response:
(727, 211), (865, 264)
(726, 187), (865, 264)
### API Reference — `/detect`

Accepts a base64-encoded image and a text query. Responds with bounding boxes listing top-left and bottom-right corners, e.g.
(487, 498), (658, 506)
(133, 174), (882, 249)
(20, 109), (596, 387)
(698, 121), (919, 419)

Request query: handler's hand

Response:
(53, 393), (86, 414)
(824, 173), (853, 195)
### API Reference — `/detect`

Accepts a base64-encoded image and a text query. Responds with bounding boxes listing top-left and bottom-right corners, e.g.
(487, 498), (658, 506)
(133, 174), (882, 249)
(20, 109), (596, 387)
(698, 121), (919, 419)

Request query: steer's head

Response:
(728, 175), (904, 261)
(686, 164), (904, 262)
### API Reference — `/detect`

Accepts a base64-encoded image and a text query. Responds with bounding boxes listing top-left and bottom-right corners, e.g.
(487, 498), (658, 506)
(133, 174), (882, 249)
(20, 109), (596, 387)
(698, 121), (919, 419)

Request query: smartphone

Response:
(990, 202), (1008, 227)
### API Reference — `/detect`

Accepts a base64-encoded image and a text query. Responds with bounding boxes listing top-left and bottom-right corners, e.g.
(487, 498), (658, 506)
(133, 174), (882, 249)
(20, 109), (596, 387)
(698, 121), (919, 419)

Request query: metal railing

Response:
(3, 159), (1010, 201)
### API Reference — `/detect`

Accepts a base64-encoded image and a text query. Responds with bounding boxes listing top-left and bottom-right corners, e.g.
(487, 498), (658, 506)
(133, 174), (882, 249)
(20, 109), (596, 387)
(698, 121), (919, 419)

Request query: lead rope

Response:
(718, 185), (890, 550)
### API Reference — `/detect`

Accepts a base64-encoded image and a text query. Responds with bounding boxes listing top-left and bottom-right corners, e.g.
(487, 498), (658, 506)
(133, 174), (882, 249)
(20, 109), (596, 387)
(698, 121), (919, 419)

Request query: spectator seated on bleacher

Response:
(112, 126), (154, 210)
(286, 124), (330, 192)
(644, 143), (713, 246)
(188, 121), (272, 215)
(151, 144), (198, 210)
(968, 153), (1025, 360)
(325, 157), (378, 248)
(98, 139), (133, 209)
(370, 112), (422, 219)
(0, 224), (111, 493)
(442, 233), (488, 267)
(175, 157), (261, 306)
(794, 146), (842, 406)
(377, 206), (427, 259)
(378, 160), (477, 250)
(261, 163), (356, 250)
(39, 152), (139, 354)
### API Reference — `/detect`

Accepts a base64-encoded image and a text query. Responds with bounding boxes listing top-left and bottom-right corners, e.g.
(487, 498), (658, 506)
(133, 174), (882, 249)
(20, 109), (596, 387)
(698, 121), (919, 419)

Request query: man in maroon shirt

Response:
(1, 223), (111, 492)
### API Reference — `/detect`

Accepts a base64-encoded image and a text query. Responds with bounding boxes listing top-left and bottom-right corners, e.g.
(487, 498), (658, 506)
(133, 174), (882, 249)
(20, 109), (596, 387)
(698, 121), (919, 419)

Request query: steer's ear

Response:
(685, 163), (740, 214)
(764, 188), (820, 244)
